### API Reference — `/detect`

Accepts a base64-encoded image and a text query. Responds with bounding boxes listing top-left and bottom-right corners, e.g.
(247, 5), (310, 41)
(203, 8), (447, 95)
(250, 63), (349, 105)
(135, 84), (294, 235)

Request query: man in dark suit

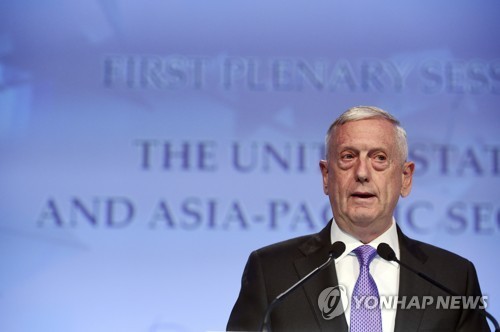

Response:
(227, 106), (489, 331)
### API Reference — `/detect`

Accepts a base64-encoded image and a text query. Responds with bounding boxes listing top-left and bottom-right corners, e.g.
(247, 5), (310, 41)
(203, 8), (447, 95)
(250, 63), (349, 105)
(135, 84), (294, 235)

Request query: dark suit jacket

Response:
(227, 220), (489, 332)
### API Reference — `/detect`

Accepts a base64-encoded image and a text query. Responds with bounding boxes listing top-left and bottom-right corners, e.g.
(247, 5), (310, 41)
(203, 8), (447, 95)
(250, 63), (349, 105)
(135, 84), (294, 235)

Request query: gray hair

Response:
(325, 106), (408, 163)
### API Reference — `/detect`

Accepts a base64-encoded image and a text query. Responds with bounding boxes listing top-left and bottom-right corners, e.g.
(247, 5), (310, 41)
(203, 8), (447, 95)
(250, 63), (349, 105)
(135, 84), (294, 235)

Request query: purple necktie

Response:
(350, 245), (382, 332)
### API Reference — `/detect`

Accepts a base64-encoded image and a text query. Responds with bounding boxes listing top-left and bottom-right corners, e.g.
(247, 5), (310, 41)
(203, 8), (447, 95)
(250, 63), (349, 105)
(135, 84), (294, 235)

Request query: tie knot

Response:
(353, 245), (377, 267)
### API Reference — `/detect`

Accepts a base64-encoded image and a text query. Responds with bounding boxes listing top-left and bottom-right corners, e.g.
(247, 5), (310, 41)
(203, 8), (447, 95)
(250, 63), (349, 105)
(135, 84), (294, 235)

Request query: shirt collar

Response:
(330, 217), (400, 266)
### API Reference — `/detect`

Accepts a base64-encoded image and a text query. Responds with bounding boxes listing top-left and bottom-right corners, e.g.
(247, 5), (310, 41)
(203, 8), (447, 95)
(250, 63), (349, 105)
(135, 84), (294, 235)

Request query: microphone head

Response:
(377, 243), (396, 261)
(329, 241), (346, 259)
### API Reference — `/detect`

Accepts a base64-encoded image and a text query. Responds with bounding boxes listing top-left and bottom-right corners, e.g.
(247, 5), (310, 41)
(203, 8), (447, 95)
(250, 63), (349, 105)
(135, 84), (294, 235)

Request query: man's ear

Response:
(401, 161), (415, 197)
(319, 160), (329, 195)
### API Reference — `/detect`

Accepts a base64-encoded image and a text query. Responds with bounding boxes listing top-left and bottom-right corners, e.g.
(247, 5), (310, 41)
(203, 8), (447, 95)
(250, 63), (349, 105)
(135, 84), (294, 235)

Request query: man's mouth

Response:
(351, 192), (376, 199)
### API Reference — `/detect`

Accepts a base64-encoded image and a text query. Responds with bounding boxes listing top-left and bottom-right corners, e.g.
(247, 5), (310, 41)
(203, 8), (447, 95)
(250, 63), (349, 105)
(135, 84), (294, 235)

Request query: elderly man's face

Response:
(320, 118), (414, 241)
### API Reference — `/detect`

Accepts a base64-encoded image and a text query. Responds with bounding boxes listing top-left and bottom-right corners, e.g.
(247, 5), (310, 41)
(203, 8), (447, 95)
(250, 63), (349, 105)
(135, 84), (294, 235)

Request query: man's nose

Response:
(355, 158), (370, 183)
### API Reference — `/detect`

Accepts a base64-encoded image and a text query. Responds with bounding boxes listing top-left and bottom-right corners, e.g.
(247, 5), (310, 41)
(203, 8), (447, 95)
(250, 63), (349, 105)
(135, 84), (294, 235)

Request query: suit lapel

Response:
(293, 220), (349, 332)
(393, 226), (434, 332)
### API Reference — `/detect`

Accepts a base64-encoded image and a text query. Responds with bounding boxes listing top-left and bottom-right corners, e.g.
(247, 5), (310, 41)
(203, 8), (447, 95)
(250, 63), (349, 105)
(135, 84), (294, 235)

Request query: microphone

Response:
(260, 241), (346, 332)
(377, 243), (499, 332)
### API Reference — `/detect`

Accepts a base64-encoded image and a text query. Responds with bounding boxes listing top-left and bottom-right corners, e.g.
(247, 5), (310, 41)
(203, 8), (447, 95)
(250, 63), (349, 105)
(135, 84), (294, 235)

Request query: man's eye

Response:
(342, 154), (354, 160)
(374, 155), (387, 161)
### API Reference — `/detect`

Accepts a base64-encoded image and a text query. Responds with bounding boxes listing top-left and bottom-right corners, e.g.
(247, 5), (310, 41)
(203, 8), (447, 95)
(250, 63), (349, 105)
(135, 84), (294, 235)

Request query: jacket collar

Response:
(393, 225), (434, 331)
(294, 219), (349, 331)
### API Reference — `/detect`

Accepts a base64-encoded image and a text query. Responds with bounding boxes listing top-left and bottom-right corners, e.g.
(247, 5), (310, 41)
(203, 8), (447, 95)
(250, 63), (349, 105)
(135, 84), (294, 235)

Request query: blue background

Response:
(1, 1), (499, 331)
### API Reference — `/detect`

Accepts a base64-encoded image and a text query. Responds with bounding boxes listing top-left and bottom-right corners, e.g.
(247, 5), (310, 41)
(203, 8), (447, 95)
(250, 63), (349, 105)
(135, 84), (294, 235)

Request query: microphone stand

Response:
(377, 243), (499, 332)
(260, 254), (334, 332)
(395, 256), (499, 332)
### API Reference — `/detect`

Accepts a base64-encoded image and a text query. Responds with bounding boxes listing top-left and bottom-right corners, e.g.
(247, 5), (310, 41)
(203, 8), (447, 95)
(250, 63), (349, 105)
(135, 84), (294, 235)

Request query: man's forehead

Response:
(334, 119), (396, 137)
(331, 119), (397, 149)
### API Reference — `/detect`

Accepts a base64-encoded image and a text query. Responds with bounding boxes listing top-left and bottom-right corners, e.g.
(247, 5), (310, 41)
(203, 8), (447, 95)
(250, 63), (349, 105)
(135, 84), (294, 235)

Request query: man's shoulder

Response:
(401, 232), (473, 267)
(249, 228), (329, 264)
(253, 233), (317, 259)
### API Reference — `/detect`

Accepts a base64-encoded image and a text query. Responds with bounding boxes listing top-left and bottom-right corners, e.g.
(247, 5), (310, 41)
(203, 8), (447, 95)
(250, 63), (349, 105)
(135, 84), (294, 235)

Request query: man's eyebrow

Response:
(336, 145), (389, 152)
(336, 145), (359, 153)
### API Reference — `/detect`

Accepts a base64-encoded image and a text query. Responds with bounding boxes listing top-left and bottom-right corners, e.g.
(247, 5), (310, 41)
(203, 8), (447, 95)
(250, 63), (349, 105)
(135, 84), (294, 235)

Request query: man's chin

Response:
(347, 212), (381, 227)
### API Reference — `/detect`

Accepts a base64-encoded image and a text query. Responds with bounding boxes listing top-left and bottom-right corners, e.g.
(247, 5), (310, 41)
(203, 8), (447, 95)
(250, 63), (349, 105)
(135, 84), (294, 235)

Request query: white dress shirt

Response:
(330, 218), (400, 332)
